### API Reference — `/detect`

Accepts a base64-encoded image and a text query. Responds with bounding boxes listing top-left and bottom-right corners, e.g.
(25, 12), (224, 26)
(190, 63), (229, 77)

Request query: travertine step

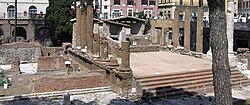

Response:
(138, 69), (240, 83)
(136, 69), (249, 100)
(143, 74), (246, 90)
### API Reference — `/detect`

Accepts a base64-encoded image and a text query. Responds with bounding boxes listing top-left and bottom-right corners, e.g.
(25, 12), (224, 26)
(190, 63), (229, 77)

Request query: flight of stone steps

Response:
(135, 69), (250, 100)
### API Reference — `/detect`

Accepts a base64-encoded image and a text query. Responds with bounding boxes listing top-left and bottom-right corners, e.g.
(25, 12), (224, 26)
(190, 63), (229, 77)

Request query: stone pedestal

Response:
(173, 8), (180, 48)
(87, 5), (93, 54)
(100, 37), (109, 62)
(184, 7), (191, 52)
(76, 6), (81, 46)
(119, 41), (131, 72)
(196, 7), (203, 53)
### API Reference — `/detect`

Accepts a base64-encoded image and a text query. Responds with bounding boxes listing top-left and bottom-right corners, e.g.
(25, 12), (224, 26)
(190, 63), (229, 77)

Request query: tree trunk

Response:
(208, 0), (232, 105)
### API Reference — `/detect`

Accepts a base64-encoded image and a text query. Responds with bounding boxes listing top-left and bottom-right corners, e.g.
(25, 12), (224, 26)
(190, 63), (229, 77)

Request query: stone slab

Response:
(130, 51), (212, 77)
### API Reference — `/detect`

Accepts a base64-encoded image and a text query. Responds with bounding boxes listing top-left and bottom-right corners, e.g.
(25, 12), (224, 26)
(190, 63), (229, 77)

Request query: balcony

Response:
(0, 12), (45, 20)
(158, 2), (208, 7)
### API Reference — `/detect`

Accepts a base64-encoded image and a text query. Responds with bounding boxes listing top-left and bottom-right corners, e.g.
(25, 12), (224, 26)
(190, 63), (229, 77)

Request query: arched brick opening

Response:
(12, 27), (27, 40)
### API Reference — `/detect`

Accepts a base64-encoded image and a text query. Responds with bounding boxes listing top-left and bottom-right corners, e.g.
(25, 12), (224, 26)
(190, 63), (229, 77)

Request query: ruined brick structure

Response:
(70, 5), (133, 95)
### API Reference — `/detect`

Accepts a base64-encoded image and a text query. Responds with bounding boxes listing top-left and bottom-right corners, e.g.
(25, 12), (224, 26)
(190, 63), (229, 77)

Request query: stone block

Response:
(37, 56), (65, 71)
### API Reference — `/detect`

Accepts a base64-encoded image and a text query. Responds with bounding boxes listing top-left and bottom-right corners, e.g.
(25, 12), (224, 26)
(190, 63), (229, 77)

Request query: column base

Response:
(118, 67), (132, 73)
(93, 55), (100, 61)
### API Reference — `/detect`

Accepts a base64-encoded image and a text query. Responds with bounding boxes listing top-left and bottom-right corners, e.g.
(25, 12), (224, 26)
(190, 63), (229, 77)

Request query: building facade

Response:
(100, 0), (111, 19)
(0, 0), (49, 43)
(158, 0), (238, 20)
(158, 0), (208, 19)
(238, 0), (250, 16)
(110, 0), (158, 19)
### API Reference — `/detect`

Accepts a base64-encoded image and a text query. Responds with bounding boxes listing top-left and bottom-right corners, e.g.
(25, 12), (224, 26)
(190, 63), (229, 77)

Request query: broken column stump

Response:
(118, 41), (131, 72)
(100, 37), (109, 62)
(11, 57), (21, 74)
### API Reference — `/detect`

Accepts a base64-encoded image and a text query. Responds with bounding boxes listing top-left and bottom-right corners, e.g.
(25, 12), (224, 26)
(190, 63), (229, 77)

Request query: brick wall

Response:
(130, 45), (160, 52)
(37, 56), (65, 71)
(41, 47), (64, 57)
(32, 74), (107, 92)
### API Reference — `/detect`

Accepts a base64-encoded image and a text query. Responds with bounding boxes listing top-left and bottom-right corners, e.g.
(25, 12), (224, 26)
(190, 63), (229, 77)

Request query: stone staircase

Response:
(135, 69), (250, 100)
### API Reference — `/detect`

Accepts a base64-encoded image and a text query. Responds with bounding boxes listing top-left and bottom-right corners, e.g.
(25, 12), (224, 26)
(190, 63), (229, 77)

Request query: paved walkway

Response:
(130, 51), (212, 77)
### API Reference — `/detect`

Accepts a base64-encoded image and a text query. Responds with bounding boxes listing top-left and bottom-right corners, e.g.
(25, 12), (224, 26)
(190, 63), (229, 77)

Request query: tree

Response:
(45, 0), (74, 46)
(207, 0), (232, 105)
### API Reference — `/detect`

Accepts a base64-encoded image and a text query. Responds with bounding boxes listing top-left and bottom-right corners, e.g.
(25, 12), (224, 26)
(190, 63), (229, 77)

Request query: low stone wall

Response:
(128, 35), (151, 45)
(32, 74), (107, 93)
(130, 45), (160, 52)
(0, 42), (42, 64)
(37, 56), (65, 71)
(41, 47), (64, 57)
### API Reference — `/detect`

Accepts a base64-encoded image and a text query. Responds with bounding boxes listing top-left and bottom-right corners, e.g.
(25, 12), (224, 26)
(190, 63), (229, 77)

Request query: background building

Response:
(0, 0), (49, 43)
(110, 0), (158, 19)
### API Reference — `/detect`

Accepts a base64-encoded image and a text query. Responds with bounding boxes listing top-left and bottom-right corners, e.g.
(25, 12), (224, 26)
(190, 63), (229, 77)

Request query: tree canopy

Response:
(45, 0), (74, 46)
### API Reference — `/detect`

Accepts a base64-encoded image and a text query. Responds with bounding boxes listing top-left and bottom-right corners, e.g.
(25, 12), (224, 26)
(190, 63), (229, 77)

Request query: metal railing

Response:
(158, 2), (208, 6)
(0, 12), (45, 19)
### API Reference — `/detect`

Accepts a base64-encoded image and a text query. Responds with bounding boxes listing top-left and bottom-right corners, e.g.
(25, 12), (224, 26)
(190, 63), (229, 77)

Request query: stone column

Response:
(248, 54), (250, 70)
(76, 6), (81, 46)
(173, 7), (180, 48)
(227, 1), (237, 67)
(164, 28), (169, 46)
(196, 7), (203, 53)
(119, 41), (131, 72)
(87, 5), (93, 53)
(100, 37), (109, 62)
(110, 46), (117, 57)
(93, 33), (100, 57)
(184, 7), (191, 52)
(161, 28), (166, 46)
(81, 13), (87, 48)
(72, 23), (76, 49)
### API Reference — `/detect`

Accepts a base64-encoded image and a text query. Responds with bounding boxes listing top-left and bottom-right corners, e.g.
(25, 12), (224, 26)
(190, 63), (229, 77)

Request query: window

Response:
(7, 5), (15, 18)
(144, 10), (152, 18)
(179, 0), (183, 5)
(104, 6), (108, 9)
(114, 0), (120, 5)
(149, 0), (155, 5)
(190, 0), (193, 5)
(127, 0), (134, 5)
(167, 10), (171, 19)
(179, 11), (184, 21)
(112, 10), (121, 18)
(29, 6), (37, 17)
(247, 1), (249, 9)
(127, 9), (133, 16)
(141, 0), (148, 5)
(104, 13), (108, 19)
